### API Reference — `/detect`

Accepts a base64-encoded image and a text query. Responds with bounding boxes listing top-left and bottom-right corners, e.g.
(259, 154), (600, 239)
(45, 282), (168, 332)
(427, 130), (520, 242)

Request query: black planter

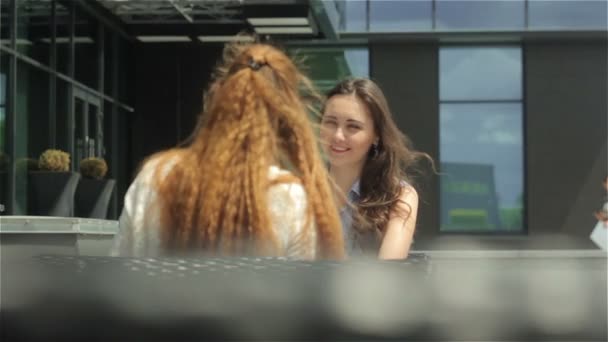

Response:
(74, 178), (116, 219)
(27, 171), (81, 217)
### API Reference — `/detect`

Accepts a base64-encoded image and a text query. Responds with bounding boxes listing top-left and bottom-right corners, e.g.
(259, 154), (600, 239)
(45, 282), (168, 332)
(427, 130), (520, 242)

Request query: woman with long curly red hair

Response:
(110, 43), (344, 260)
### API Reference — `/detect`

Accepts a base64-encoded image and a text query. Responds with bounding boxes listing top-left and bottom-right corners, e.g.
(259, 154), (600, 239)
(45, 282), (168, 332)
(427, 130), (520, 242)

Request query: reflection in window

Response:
(55, 2), (71, 75)
(15, 0), (52, 65)
(436, 0), (525, 30)
(343, 49), (369, 79)
(18, 61), (50, 159)
(440, 47), (522, 101)
(74, 8), (98, 89)
(0, 0), (11, 46)
(337, 0), (366, 32)
(336, 0), (606, 33)
(439, 46), (524, 233)
(369, 0), (432, 32)
(288, 47), (369, 94)
(529, 0), (608, 30)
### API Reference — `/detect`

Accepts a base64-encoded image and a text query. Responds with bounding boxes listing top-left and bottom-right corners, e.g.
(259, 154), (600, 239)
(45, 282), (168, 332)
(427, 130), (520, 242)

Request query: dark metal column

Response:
(5, 0), (17, 214)
(109, 33), (119, 219)
(97, 22), (104, 157)
(67, 0), (75, 170)
(49, 0), (57, 148)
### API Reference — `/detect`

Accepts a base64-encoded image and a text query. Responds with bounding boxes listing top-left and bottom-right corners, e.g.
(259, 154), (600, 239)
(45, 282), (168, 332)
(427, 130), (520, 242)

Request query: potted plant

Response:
(74, 157), (115, 219)
(27, 149), (80, 217)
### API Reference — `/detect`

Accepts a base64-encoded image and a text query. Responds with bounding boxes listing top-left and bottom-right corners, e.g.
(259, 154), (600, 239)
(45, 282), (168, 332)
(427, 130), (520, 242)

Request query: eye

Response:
(321, 119), (337, 127)
(347, 124), (362, 131)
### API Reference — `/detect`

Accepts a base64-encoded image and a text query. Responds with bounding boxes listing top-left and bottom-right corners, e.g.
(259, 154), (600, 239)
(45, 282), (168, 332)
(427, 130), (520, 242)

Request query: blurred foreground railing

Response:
(1, 252), (605, 341)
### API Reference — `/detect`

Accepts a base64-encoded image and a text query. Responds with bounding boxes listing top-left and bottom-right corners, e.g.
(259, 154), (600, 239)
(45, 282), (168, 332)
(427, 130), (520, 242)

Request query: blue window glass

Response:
(439, 47), (524, 233)
(288, 47), (369, 93)
(440, 47), (522, 101)
(370, 0), (432, 32)
(338, 0), (367, 32)
(529, 0), (608, 30)
(436, 0), (525, 30)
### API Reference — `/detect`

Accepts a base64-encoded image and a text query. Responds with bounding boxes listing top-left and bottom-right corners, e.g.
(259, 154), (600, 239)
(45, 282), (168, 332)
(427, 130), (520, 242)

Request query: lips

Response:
(330, 145), (350, 154)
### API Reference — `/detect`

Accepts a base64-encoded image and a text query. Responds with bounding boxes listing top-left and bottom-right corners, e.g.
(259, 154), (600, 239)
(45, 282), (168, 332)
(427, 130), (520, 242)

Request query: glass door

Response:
(73, 89), (103, 164)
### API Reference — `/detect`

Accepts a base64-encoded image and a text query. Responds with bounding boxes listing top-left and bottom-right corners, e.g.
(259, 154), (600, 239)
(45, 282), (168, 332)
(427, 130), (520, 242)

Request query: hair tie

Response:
(248, 57), (264, 71)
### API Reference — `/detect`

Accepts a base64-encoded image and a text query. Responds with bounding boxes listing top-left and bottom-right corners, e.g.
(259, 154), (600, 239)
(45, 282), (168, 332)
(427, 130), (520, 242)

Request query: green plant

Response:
(38, 149), (70, 172)
(79, 157), (108, 180)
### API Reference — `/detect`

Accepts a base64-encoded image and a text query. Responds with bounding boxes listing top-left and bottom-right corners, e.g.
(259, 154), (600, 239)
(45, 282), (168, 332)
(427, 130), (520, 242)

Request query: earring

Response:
(371, 143), (379, 158)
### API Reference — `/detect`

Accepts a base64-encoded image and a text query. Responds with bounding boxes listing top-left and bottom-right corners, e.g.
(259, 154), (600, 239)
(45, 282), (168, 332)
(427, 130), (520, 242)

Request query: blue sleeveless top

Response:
(339, 180), (363, 254)
(339, 179), (411, 255)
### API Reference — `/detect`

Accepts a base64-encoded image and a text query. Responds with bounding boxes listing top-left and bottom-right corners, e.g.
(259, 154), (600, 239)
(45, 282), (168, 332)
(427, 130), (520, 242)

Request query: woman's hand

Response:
(595, 211), (608, 228)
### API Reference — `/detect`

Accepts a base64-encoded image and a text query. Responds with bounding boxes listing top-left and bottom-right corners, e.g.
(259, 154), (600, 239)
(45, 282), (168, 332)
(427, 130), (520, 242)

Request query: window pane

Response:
(17, 61), (50, 161)
(288, 47), (369, 94)
(0, 105), (4, 150)
(337, 0), (366, 32)
(16, 0), (52, 66)
(56, 78), (69, 153)
(370, 0), (432, 32)
(440, 47), (522, 101)
(440, 103), (524, 232)
(529, 0), (608, 30)
(314, 0), (341, 33)
(56, 2), (71, 75)
(1, 0), (12, 46)
(0, 70), (5, 105)
(436, 0), (525, 30)
(115, 37), (130, 103)
(74, 7), (98, 89)
(344, 49), (369, 79)
(0, 105), (4, 149)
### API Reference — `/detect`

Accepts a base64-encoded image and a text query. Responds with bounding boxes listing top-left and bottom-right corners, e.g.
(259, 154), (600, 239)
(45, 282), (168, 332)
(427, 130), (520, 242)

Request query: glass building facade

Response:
(1, 0), (606, 243)
(439, 46), (524, 232)
(0, 0), (132, 217)
(315, 0), (606, 236)
(335, 0), (607, 32)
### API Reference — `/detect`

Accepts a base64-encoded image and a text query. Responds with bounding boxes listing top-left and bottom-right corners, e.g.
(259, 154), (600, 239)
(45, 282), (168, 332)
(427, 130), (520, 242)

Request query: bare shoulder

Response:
(390, 182), (418, 220)
(397, 182), (419, 206)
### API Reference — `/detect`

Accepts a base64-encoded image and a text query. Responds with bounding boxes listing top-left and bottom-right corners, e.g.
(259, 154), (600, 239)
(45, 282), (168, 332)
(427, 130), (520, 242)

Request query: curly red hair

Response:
(147, 44), (344, 259)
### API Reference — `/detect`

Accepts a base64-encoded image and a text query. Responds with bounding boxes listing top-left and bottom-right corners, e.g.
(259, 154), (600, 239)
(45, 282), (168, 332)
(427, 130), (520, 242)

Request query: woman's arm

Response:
(378, 185), (419, 260)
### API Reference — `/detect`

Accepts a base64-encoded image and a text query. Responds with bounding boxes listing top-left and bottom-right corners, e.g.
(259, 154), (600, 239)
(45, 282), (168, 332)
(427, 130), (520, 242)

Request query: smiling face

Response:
(320, 94), (378, 172)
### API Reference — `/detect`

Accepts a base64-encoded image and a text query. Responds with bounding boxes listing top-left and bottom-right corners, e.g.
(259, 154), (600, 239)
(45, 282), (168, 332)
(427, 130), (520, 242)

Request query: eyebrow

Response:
(323, 115), (365, 125)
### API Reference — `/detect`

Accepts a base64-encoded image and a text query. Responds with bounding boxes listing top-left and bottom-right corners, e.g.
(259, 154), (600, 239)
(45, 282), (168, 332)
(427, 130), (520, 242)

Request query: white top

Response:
(110, 157), (316, 259)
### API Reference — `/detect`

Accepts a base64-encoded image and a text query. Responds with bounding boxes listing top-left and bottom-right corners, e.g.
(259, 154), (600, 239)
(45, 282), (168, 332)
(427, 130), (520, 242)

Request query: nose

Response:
(332, 127), (346, 142)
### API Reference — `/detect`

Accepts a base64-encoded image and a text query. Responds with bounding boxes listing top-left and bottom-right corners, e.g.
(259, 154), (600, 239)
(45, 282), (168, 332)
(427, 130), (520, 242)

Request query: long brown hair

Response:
(325, 78), (432, 246)
(148, 43), (344, 259)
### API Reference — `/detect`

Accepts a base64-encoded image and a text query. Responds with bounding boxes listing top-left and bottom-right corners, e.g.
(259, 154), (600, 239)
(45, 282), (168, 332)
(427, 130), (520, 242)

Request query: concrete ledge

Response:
(0, 216), (118, 258)
(0, 215), (118, 235)
(415, 249), (607, 258)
